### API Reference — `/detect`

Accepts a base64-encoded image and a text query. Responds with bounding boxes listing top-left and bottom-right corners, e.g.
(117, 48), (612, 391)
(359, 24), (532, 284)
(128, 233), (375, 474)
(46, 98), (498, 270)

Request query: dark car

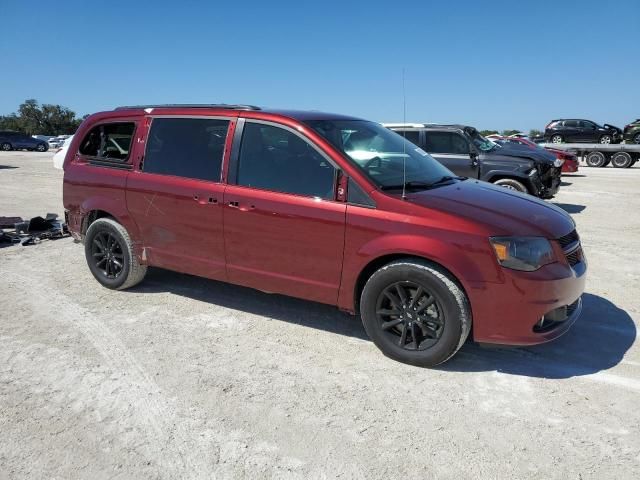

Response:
(385, 124), (562, 198)
(544, 119), (622, 144)
(62, 104), (585, 367)
(623, 119), (640, 144)
(0, 131), (49, 152)
(493, 136), (579, 173)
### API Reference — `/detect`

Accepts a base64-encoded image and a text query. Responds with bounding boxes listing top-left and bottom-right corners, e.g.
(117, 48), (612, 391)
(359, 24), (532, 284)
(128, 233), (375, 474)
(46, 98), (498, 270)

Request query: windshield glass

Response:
(469, 130), (499, 152)
(306, 120), (454, 189)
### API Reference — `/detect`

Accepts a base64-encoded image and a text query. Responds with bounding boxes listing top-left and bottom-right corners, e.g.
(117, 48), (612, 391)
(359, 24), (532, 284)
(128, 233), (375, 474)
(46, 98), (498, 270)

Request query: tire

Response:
(35, 143), (47, 152)
(551, 135), (563, 144)
(84, 217), (147, 290)
(493, 178), (528, 193)
(633, 133), (640, 145)
(1, 142), (12, 151)
(585, 151), (607, 167)
(360, 259), (471, 367)
(611, 152), (633, 168)
(599, 135), (612, 144)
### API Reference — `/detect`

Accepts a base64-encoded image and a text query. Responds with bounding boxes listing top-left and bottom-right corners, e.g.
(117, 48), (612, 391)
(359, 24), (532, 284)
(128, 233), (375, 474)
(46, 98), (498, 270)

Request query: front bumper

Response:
(469, 259), (587, 346)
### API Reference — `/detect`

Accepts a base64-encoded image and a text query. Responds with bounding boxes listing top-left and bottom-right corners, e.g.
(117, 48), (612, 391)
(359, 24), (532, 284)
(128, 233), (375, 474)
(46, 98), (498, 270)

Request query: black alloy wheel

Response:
(375, 281), (443, 351)
(90, 231), (125, 280)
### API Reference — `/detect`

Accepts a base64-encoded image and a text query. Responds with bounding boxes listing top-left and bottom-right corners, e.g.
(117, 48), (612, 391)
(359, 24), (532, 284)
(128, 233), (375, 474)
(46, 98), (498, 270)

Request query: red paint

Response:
(64, 106), (586, 346)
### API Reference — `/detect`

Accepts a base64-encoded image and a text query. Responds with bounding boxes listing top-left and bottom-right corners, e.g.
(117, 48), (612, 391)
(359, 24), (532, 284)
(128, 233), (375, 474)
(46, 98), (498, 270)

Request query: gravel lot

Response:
(1, 151), (638, 479)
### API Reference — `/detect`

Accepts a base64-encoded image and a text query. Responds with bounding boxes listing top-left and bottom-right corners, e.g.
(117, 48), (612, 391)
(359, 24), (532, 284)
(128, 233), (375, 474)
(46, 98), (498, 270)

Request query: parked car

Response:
(63, 104), (586, 367)
(623, 119), (640, 144)
(53, 135), (74, 169)
(544, 119), (622, 144)
(494, 136), (579, 174)
(0, 131), (49, 152)
(384, 124), (562, 198)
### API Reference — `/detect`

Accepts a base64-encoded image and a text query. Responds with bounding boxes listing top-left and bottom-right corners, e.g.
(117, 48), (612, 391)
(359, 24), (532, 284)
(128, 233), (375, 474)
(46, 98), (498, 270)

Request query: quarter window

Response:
(79, 122), (135, 161)
(144, 118), (229, 182)
(236, 122), (336, 199)
(394, 130), (420, 145)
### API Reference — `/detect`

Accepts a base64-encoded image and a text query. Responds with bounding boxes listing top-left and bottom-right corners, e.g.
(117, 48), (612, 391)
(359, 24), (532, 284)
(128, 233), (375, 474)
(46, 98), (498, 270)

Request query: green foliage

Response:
(501, 129), (522, 137)
(0, 99), (83, 135)
(529, 129), (543, 138)
(479, 130), (499, 136)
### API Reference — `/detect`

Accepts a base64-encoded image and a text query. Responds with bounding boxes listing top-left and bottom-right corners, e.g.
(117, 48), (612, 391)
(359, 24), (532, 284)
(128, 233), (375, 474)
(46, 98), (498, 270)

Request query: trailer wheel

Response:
(585, 151), (607, 168)
(611, 152), (633, 168)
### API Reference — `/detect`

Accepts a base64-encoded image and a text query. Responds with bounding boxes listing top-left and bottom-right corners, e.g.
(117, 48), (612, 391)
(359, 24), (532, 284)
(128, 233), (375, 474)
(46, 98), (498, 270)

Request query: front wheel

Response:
(493, 178), (528, 193)
(551, 135), (563, 144)
(84, 217), (147, 290)
(633, 133), (640, 144)
(35, 143), (47, 152)
(360, 260), (471, 367)
(600, 135), (612, 144)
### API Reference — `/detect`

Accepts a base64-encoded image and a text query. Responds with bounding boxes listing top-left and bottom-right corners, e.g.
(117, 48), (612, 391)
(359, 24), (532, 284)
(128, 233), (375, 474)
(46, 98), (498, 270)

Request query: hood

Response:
(602, 124), (621, 133)
(492, 143), (556, 165)
(405, 179), (574, 238)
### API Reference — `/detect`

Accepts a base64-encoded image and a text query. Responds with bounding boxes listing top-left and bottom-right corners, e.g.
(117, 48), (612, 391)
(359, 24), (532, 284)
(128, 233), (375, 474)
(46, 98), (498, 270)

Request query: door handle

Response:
(194, 194), (218, 205)
(228, 201), (239, 208)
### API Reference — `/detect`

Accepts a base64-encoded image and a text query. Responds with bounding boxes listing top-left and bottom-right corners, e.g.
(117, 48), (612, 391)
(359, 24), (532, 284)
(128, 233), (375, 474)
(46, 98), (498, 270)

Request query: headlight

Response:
(489, 237), (555, 271)
(553, 158), (564, 167)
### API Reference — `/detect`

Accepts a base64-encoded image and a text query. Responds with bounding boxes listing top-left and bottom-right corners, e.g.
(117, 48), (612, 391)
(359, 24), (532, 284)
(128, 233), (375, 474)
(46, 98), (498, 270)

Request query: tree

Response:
(0, 99), (83, 135)
(529, 129), (543, 139)
(480, 130), (499, 136)
(501, 129), (522, 137)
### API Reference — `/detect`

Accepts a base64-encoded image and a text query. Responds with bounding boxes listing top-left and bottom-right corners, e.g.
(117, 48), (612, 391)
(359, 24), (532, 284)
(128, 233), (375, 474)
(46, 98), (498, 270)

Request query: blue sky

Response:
(1, 0), (638, 132)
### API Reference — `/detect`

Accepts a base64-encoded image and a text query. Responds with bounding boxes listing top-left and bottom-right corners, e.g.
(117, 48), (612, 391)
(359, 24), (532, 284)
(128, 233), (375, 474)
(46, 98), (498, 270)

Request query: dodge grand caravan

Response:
(63, 105), (586, 366)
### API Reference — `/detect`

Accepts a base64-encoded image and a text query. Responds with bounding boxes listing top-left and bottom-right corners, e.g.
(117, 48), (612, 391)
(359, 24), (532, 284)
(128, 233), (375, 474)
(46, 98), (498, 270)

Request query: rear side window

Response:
(424, 131), (469, 154)
(564, 120), (578, 128)
(79, 122), (135, 161)
(236, 122), (336, 199)
(394, 130), (420, 145)
(144, 118), (229, 182)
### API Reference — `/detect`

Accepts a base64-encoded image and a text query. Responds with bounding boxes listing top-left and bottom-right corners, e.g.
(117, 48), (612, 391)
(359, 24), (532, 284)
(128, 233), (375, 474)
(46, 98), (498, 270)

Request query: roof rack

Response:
(114, 104), (261, 111)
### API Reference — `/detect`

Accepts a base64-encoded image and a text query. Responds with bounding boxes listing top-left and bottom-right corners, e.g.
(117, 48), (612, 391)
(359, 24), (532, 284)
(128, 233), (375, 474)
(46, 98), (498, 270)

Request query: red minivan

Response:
(63, 105), (586, 366)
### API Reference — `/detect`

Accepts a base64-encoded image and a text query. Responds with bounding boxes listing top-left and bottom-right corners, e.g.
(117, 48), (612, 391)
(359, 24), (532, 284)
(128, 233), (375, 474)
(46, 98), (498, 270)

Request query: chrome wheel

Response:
(600, 135), (612, 144)
(551, 135), (563, 144)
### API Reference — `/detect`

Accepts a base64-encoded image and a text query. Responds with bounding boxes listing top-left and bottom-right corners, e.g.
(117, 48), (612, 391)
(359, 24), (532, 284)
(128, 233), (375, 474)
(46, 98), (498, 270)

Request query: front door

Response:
(126, 116), (231, 281)
(223, 120), (346, 305)
(423, 131), (480, 178)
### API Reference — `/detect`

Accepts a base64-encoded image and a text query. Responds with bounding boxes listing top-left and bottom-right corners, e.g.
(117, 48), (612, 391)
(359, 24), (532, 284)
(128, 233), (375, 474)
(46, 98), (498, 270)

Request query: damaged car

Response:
(385, 124), (562, 198)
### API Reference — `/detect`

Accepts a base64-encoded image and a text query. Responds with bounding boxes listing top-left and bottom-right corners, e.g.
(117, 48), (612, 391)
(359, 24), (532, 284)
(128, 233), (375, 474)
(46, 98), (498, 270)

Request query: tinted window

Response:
(579, 121), (595, 129)
(423, 131), (469, 154)
(79, 122), (135, 161)
(564, 120), (579, 128)
(347, 177), (375, 207)
(144, 118), (229, 182)
(395, 130), (420, 145)
(237, 122), (336, 199)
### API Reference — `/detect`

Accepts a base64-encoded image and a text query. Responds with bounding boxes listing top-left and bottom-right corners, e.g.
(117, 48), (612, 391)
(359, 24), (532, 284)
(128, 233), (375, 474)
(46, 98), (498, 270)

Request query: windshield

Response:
(469, 130), (499, 152)
(306, 120), (455, 189)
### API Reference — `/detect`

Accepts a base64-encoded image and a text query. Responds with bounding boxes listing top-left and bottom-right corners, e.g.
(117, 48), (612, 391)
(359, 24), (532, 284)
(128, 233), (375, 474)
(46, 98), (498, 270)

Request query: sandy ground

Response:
(1, 151), (639, 479)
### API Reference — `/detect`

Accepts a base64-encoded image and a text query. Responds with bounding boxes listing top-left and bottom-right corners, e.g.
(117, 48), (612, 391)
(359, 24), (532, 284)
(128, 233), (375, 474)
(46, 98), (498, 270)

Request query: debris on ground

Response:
(0, 213), (69, 246)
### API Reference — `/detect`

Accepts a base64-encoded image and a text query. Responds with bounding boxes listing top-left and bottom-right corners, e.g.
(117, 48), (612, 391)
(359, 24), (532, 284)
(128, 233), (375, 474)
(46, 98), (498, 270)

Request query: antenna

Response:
(401, 68), (407, 200)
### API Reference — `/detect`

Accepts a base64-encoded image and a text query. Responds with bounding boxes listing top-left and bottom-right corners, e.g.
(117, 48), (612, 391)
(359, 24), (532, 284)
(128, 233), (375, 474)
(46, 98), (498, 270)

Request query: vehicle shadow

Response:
(442, 293), (636, 379)
(560, 181), (572, 186)
(129, 268), (369, 340)
(131, 272), (634, 379)
(0, 165), (18, 170)
(553, 203), (586, 214)
(562, 174), (587, 177)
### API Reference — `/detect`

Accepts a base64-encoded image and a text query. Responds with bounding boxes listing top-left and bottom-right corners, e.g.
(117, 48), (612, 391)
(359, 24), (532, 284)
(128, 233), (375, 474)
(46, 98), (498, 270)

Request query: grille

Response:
(557, 230), (579, 249)
(566, 248), (583, 266)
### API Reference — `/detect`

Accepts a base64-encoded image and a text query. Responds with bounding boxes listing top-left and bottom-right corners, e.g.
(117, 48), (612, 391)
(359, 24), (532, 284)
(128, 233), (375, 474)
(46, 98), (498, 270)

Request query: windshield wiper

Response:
(380, 176), (466, 191)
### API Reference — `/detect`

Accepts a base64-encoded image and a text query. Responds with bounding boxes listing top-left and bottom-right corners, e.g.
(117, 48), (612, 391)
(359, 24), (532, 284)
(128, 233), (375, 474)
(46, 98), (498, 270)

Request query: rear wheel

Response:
(493, 178), (528, 193)
(611, 152), (633, 168)
(585, 151), (607, 167)
(84, 218), (147, 290)
(600, 135), (612, 144)
(360, 260), (471, 367)
(551, 135), (563, 144)
(35, 143), (47, 152)
(1, 142), (11, 151)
